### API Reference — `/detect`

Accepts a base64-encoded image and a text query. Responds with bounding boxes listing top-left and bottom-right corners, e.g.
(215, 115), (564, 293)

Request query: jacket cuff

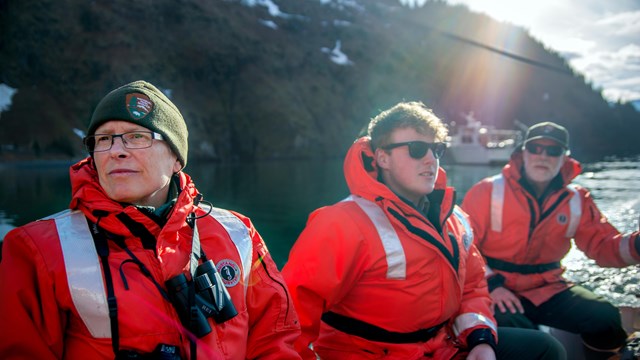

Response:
(487, 274), (505, 292)
(467, 328), (497, 352)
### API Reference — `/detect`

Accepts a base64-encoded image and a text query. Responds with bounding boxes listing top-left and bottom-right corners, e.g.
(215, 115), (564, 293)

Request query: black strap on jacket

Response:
(88, 218), (181, 359)
(485, 256), (561, 274)
(321, 311), (446, 344)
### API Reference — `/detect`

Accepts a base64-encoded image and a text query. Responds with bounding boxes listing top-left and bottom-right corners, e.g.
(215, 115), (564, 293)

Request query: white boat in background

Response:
(446, 113), (521, 165)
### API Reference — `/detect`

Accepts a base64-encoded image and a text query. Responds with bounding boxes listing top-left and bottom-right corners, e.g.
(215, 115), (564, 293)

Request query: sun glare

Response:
(462, 1), (537, 24)
(404, 0), (640, 103)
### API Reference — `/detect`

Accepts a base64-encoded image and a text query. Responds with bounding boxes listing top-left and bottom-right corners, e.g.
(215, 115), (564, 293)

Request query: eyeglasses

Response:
(84, 131), (164, 152)
(381, 141), (447, 159)
(524, 142), (565, 157)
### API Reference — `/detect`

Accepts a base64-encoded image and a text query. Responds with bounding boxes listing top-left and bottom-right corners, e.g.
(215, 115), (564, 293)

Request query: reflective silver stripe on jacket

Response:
(54, 210), (111, 338)
(344, 195), (406, 280)
(490, 174), (505, 232)
(207, 206), (253, 293)
(565, 184), (582, 238)
(490, 176), (582, 238)
(452, 207), (473, 250)
(619, 234), (636, 265)
(453, 312), (497, 336)
(54, 207), (253, 339)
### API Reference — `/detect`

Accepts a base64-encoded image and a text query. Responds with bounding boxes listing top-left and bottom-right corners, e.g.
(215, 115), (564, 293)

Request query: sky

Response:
(401, 0), (640, 104)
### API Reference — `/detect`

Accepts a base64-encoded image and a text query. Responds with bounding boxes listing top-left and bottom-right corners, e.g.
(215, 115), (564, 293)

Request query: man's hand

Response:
(491, 287), (524, 314)
(467, 343), (496, 360)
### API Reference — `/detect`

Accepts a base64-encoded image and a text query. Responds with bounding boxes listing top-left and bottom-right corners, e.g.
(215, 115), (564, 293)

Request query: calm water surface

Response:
(1, 157), (638, 305)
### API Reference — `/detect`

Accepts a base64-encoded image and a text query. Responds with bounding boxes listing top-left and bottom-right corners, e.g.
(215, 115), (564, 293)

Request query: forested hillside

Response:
(1, 0), (638, 162)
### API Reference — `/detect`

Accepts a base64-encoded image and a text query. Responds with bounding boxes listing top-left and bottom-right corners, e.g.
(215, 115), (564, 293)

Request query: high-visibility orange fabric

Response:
(283, 137), (496, 360)
(462, 152), (640, 305)
(0, 157), (301, 359)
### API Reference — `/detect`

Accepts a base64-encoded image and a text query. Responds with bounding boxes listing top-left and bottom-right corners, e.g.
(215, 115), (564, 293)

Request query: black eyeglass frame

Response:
(523, 142), (566, 157)
(84, 131), (164, 153)
(380, 141), (447, 159)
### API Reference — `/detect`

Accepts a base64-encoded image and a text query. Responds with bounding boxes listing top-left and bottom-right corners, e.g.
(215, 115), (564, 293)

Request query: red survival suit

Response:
(462, 152), (640, 305)
(0, 158), (301, 359)
(282, 137), (497, 360)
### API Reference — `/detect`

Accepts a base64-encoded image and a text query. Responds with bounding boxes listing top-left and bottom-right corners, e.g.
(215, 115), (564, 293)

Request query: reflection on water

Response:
(0, 211), (15, 241)
(1, 157), (638, 305)
(0, 162), (73, 231)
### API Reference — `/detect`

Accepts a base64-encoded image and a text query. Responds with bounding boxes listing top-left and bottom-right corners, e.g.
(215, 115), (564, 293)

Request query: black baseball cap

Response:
(523, 122), (569, 149)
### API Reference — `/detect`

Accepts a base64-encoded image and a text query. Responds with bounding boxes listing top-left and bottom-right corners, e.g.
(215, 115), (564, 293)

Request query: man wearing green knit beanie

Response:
(0, 79), (302, 358)
(87, 80), (189, 168)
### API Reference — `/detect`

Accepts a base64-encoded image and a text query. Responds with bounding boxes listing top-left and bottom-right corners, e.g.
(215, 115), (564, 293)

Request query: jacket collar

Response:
(68, 157), (197, 239)
(343, 137), (455, 223)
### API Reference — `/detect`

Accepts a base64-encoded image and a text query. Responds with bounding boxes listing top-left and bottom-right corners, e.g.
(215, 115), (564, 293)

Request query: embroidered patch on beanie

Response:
(126, 93), (154, 119)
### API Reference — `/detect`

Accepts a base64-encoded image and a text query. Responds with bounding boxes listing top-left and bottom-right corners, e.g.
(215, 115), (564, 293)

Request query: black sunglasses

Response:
(381, 141), (447, 159)
(524, 142), (565, 157)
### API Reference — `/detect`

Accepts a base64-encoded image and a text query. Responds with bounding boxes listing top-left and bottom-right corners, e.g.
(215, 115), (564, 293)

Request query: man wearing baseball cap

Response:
(0, 80), (301, 359)
(462, 121), (640, 359)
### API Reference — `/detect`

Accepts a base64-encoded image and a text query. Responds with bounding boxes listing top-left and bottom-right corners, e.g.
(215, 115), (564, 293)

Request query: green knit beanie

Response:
(88, 80), (188, 168)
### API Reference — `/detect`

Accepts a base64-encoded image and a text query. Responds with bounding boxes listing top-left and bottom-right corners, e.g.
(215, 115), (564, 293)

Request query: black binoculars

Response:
(165, 260), (238, 338)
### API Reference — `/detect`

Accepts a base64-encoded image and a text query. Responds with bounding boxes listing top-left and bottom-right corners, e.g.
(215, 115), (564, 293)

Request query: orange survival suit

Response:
(282, 137), (497, 360)
(462, 152), (640, 305)
(0, 158), (301, 359)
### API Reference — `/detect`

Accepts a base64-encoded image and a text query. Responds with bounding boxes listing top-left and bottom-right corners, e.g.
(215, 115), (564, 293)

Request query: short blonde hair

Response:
(367, 101), (448, 151)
